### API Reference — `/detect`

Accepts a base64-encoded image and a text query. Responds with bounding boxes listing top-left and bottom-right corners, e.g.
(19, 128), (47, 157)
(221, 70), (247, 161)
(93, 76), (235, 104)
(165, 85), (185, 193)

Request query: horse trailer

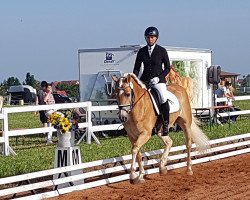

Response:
(78, 45), (214, 110)
(8, 85), (37, 105)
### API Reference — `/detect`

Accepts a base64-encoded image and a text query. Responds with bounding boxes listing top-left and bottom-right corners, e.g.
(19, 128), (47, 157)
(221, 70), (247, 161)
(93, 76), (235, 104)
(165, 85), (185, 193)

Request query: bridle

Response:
(116, 77), (147, 114)
(117, 83), (135, 114)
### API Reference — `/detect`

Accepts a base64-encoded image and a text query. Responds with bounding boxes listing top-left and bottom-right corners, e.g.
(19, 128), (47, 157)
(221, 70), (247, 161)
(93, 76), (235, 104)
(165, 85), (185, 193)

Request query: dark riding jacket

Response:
(133, 44), (170, 84)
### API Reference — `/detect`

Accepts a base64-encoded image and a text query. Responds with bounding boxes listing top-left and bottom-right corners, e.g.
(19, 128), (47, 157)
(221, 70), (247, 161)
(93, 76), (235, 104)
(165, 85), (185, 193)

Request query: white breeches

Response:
(152, 83), (168, 104)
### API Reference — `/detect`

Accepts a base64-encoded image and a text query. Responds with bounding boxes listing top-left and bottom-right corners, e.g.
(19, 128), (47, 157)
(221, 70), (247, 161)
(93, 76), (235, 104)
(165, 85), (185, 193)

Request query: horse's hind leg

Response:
(158, 135), (173, 175)
(184, 126), (193, 175)
(178, 122), (193, 175)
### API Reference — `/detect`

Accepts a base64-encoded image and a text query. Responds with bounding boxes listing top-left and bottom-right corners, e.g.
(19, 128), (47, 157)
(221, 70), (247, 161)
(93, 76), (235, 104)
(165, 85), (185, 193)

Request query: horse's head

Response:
(112, 74), (134, 123)
(165, 65), (181, 84)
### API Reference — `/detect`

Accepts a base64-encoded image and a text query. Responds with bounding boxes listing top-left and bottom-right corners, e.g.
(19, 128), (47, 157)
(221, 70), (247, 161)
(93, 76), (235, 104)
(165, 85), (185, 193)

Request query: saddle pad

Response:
(148, 89), (180, 115)
(166, 90), (180, 113)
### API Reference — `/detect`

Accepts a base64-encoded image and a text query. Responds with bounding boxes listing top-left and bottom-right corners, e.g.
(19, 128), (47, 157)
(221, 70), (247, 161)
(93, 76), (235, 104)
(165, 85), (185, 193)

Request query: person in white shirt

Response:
(215, 81), (235, 106)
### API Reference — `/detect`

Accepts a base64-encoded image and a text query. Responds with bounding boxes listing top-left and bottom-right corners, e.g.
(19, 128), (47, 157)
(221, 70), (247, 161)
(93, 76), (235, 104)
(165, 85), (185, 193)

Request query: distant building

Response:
(51, 80), (79, 96)
(242, 74), (250, 87)
(53, 80), (79, 86)
(219, 70), (241, 87)
(236, 78), (244, 87)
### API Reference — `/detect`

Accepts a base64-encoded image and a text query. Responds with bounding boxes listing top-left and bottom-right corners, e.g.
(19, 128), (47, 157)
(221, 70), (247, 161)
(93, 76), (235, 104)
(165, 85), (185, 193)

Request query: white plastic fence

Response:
(0, 102), (122, 156)
(0, 133), (249, 200)
(215, 95), (250, 117)
(0, 95), (249, 156)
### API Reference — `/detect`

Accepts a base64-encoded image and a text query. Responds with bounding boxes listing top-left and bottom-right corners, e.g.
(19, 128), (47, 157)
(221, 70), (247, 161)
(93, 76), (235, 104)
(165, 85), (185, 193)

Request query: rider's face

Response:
(145, 36), (157, 46)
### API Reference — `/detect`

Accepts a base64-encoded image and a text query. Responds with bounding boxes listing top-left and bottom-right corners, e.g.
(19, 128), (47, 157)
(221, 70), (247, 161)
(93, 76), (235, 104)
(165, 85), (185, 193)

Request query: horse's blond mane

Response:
(124, 73), (147, 89)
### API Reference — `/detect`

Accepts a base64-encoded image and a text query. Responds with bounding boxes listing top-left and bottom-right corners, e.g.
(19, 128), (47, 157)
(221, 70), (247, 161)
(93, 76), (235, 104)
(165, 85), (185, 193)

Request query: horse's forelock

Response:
(123, 73), (146, 89)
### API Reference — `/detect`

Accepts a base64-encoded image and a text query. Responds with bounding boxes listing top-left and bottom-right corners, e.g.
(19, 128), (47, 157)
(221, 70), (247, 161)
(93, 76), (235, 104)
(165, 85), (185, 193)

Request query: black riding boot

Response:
(161, 101), (170, 136)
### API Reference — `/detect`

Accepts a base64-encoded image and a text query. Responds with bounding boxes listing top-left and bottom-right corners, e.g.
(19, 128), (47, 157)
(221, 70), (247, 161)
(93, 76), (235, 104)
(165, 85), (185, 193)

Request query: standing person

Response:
(43, 83), (56, 144)
(133, 26), (171, 136)
(35, 81), (54, 144)
(43, 83), (56, 116)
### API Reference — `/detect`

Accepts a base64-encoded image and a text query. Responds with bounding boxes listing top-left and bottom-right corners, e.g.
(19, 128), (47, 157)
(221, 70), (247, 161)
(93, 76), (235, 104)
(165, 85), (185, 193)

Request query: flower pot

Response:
(57, 130), (75, 147)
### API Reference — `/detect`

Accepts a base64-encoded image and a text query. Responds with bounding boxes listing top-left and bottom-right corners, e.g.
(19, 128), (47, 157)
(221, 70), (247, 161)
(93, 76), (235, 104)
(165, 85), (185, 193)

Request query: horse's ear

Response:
(112, 75), (118, 83)
(126, 74), (131, 83)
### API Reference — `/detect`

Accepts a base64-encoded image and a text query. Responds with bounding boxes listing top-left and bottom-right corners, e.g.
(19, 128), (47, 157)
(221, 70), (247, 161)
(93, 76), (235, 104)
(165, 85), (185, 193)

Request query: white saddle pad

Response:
(166, 90), (180, 113)
(149, 90), (180, 115)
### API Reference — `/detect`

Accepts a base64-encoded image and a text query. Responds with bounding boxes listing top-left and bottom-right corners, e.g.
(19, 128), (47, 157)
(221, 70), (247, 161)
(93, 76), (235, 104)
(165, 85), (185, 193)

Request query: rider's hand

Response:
(150, 77), (159, 85)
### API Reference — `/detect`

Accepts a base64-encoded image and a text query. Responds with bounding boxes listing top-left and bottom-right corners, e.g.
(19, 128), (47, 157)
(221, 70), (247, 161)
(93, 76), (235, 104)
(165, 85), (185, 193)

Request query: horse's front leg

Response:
(158, 135), (173, 175)
(130, 145), (139, 181)
(136, 151), (145, 183)
(130, 133), (151, 184)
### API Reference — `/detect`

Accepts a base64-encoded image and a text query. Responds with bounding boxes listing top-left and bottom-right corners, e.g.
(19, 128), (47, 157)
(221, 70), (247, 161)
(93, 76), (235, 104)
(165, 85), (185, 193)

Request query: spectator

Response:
(215, 81), (235, 106)
(43, 83), (56, 117)
(224, 81), (235, 106)
(43, 83), (56, 144)
(216, 81), (238, 122)
(35, 81), (54, 145)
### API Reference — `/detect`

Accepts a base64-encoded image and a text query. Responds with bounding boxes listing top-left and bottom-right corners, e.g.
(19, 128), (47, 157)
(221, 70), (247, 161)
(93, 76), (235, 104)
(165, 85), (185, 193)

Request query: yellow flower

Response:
(48, 112), (72, 134)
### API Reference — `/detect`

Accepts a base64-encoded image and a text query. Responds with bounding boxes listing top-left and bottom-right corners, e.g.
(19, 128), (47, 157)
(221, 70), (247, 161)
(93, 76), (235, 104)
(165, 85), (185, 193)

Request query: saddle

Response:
(148, 87), (180, 115)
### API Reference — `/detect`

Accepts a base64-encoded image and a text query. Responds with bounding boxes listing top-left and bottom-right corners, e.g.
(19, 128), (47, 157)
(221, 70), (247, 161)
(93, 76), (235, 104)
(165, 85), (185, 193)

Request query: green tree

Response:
(0, 83), (8, 96)
(0, 77), (21, 95)
(172, 61), (187, 77)
(23, 72), (40, 89)
(56, 83), (79, 98)
(6, 77), (21, 86)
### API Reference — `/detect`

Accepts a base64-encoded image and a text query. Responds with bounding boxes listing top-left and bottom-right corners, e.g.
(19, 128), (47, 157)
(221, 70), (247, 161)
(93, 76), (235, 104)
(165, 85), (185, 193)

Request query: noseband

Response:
(117, 84), (135, 114)
(116, 78), (147, 114)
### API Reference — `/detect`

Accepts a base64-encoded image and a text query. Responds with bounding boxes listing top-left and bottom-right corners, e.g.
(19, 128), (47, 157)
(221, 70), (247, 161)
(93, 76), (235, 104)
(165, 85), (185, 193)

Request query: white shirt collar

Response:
(148, 43), (156, 51)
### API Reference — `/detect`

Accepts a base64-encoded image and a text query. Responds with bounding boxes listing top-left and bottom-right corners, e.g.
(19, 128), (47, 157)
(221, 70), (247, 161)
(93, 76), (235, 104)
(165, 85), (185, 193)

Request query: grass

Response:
(0, 101), (250, 178)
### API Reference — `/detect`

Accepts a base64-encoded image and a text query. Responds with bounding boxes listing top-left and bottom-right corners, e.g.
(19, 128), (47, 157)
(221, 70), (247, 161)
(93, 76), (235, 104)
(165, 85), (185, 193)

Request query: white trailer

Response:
(8, 85), (37, 105)
(78, 45), (213, 109)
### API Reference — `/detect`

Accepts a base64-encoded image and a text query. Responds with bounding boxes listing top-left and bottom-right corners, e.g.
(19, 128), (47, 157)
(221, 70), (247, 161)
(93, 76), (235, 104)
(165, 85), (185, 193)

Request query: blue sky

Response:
(1, 0), (250, 83)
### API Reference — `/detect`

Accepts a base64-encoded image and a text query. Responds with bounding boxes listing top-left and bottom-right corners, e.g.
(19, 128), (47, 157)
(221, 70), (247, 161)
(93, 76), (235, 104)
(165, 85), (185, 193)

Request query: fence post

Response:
(2, 108), (16, 156)
(3, 108), (9, 156)
(86, 101), (93, 144)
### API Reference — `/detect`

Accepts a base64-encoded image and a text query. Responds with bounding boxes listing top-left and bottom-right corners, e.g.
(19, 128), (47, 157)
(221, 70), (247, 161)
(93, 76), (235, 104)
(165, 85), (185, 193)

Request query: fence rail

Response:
(0, 101), (122, 156)
(236, 87), (250, 94)
(1, 95), (250, 156)
(0, 133), (249, 200)
(215, 95), (250, 117)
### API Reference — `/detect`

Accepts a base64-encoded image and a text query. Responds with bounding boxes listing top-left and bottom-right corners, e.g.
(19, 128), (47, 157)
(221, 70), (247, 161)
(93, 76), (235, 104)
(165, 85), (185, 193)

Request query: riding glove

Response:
(150, 77), (159, 85)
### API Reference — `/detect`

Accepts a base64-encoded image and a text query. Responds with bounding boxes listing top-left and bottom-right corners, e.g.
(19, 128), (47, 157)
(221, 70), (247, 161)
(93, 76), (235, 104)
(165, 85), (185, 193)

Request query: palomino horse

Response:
(112, 73), (209, 184)
(165, 65), (194, 101)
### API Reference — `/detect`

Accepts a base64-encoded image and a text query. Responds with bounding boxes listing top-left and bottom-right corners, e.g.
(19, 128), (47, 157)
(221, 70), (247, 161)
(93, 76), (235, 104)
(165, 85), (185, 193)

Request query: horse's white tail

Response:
(191, 116), (210, 152)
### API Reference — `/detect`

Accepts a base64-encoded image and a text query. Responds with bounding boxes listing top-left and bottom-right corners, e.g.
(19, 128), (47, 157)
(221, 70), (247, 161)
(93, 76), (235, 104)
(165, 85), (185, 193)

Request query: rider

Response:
(133, 26), (171, 136)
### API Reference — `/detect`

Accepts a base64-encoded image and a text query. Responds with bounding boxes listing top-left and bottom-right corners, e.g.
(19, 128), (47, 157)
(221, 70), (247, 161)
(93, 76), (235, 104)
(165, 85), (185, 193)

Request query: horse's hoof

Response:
(132, 177), (145, 184)
(186, 170), (193, 175)
(130, 173), (138, 181)
(129, 179), (134, 184)
(159, 167), (168, 175)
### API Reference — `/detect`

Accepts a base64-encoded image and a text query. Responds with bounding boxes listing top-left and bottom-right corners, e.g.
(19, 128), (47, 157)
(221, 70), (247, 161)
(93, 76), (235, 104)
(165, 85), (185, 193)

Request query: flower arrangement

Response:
(48, 112), (78, 134)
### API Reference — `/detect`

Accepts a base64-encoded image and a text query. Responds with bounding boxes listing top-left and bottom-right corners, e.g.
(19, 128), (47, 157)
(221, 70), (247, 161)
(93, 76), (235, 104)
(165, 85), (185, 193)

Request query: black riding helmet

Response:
(144, 26), (159, 38)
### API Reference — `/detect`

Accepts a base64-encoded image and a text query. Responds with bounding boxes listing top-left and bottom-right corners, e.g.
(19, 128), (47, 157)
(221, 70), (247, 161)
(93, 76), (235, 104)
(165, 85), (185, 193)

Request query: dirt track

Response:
(51, 153), (250, 200)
